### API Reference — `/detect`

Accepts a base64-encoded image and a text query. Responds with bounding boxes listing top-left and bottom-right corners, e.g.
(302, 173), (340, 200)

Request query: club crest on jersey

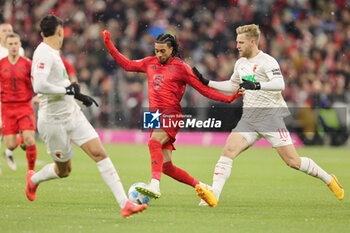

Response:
(253, 64), (258, 72)
(37, 62), (45, 69)
(55, 151), (63, 159)
(143, 110), (161, 129)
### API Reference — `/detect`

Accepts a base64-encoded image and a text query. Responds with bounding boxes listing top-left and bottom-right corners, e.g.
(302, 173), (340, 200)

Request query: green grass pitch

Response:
(0, 142), (349, 233)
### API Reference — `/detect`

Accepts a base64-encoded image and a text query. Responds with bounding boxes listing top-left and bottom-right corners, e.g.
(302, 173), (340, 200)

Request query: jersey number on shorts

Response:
(277, 128), (288, 142)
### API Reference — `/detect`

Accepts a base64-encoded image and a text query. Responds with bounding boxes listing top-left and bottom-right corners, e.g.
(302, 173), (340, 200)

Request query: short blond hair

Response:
(5, 32), (20, 41)
(236, 24), (260, 43)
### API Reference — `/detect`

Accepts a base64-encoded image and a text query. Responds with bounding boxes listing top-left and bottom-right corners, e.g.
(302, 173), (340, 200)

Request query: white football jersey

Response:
(31, 42), (79, 121)
(0, 44), (24, 59)
(230, 51), (289, 120)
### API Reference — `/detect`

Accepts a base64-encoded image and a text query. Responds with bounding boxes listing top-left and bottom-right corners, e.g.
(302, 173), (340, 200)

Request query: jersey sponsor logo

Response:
(63, 69), (68, 78)
(153, 74), (165, 90)
(143, 110), (161, 129)
(241, 74), (256, 82)
(37, 62), (45, 69)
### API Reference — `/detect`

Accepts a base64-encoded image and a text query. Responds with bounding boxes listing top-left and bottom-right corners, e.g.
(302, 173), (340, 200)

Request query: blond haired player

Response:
(193, 24), (344, 207)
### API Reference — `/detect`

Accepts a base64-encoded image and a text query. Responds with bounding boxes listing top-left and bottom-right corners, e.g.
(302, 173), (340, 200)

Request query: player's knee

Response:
(222, 146), (238, 159)
(285, 158), (300, 170)
(23, 136), (35, 146)
(90, 148), (107, 161)
(5, 142), (17, 150)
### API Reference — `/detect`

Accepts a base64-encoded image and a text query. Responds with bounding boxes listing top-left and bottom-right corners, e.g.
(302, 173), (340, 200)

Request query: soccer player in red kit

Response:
(102, 30), (241, 199)
(0, 33), (37, 173)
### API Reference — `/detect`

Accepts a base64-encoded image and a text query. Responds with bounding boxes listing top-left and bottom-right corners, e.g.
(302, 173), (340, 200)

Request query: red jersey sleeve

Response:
(104, 39), (148, 72)
(183, 64), (240, 103)
(61, 56), (76, 76)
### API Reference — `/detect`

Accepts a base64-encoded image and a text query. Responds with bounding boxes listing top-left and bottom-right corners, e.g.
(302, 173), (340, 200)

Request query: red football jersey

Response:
(109, 51), (233, 113)
(0, 56), (33, 103)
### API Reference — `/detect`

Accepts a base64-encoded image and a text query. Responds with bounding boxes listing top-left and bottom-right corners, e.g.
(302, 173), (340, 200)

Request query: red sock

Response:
(26, 145), (37, 170)
(148, 139), (163, 181)
(15, 135), (24, 149)
(162, 161), (199, 188)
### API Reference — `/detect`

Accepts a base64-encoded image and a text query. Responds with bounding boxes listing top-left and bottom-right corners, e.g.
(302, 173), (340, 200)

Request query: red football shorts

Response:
(149, 112), (183, 151)
(1, 101), (36, 136)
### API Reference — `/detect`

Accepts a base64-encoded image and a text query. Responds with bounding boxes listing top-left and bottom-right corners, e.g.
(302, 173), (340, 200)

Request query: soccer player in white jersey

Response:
(193, 24), (344, 207)
(26, 15), (147, 218)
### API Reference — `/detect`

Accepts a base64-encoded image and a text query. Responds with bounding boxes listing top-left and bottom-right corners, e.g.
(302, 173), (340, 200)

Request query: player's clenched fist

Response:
(101, 30), (110, 42)
(65, 82), (80, 95)
(239, 79), (261, 90)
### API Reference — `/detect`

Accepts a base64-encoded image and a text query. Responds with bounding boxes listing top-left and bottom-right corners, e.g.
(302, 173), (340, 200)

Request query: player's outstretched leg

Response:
(25, 170), (38, 201)
(195, 184), (218, 207)
(298, 157), (344, 200)
(327, 174), (344, 200)
(135, 181), (161, 199)
(162, 161), (201, 187)
(121, 200), (147, 218)
(3, 149), (16, 171)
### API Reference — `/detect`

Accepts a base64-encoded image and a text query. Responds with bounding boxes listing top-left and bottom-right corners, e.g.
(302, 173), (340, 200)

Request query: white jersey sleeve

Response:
(32, 46), (66, 94)
(207, 60), (241, 94)
(263, 57), (283, 81)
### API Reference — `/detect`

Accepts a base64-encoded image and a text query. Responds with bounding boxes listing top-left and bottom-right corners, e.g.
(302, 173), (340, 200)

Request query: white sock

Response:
(151, 179), (160, 188)
(4, 148), (13, 157)
(31, 163), (59, 185)
(212, 156), (233, 200)
(299, 157), (332, 184)
(97, 157), (128, 209)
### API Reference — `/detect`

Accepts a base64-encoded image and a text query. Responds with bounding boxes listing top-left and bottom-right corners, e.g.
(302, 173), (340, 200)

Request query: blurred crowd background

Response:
(0, 0), (349, 145)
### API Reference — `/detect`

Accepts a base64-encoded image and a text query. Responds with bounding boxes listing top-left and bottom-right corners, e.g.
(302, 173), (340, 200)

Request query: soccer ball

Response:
(128, 182), (151, 205)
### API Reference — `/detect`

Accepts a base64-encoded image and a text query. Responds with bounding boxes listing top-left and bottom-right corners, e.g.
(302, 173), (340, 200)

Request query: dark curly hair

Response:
(40, 15), (63, 37)
(155, 33), (179, 56)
